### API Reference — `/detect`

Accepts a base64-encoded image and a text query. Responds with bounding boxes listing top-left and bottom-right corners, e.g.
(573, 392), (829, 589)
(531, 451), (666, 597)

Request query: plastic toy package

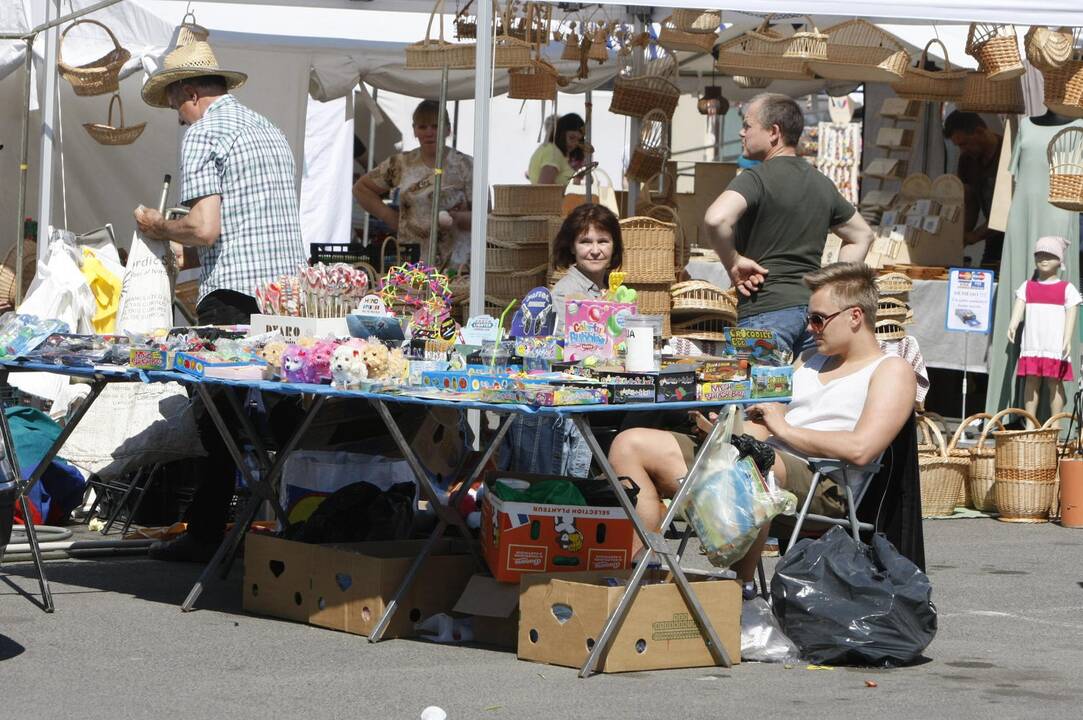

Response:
(679, 440), (796, 568)
(30, 333), (130, 367)
(0, 313), (71, 359)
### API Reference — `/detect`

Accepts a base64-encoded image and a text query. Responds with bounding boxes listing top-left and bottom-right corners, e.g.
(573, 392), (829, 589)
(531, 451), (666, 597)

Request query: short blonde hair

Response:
(804, 262), (878, 330)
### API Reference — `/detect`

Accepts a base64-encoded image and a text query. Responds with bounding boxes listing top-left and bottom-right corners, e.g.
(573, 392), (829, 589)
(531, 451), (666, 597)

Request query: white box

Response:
(249, 314), (349, 339)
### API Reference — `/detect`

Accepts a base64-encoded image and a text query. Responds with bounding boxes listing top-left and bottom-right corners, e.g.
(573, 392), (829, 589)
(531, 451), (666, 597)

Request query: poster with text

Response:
(945, 268), (995, 334)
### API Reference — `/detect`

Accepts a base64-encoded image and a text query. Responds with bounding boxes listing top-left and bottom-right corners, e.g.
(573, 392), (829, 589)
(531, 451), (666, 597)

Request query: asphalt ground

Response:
(2, 517), (1082, 720)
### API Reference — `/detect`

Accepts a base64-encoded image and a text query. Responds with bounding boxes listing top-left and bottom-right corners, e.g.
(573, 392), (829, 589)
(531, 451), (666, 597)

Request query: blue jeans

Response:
(499, 414), (592, 478)
(738, 304), (815, 358)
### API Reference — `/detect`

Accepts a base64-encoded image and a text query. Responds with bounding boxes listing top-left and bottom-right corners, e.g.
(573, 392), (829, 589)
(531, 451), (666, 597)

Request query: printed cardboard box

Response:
(243, 533), (475, 639)
(481, 472), (634, 583)
(249, 314), (349, 339)
(518, 568), (741, 672)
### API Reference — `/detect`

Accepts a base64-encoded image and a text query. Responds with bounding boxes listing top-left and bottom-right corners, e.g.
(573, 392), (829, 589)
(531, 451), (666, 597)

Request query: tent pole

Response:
(36, 0), (62, 264)
(427, 64), (449, 267)
(468, 0), (494, 318)
(362, 85), (377, 247)
(584, 89), (593, 203)
(627, 15), (644, 215)
(14, 38), (34, 307)
(452, 101), (460, 150)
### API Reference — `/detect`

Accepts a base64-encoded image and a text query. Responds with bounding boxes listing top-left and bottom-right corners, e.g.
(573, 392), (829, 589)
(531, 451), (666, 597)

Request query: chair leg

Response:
(101, 467), (145, 536)
(121, 464), (162, 537)
(787, 473), (822, 552)
(844, 482), (861, 542)
(756, 558), (769, 600)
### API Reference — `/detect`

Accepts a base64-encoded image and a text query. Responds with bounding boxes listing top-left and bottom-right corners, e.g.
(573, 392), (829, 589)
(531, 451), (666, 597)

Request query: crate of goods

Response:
(492, 184), (564, 216)
(619, 216), (676, 283)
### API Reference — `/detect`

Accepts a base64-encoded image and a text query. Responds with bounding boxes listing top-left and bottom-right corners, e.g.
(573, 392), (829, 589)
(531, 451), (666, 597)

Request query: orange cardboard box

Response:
(481, 472), (634, 583)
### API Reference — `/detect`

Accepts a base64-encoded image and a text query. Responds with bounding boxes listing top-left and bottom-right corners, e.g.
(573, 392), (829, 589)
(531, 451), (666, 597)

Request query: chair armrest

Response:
(807, 457), (883, 478)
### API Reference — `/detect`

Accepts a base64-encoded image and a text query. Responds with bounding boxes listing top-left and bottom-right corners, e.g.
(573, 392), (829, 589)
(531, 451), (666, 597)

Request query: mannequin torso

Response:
(1031, 110), (1075, 127)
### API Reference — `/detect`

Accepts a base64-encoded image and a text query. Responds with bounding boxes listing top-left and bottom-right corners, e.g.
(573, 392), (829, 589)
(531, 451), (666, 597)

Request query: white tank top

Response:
(783, 353), (891, 432)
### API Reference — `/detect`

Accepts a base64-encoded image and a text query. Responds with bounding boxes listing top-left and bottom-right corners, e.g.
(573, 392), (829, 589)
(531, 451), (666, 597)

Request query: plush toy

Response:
(308, 339), (337, 384)
(360, 339), (390, 379)
(296, 336), (317, 349)
(281, 344), (309, 383)
(259, 340), (287, 378)
(386, 347), (409, 384)
(331, 343), (368, 388)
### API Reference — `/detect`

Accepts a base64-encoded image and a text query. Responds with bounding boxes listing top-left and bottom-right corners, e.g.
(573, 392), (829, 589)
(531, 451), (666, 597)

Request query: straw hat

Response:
(141, 39), (247, 108)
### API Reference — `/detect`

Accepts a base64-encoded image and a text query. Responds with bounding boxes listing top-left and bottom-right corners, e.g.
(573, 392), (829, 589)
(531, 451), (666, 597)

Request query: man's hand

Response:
(134, 206), (166, 241)
(745, 402), (788, 435)
(689, 410), (719, 437)
(728, 254), (769, 297)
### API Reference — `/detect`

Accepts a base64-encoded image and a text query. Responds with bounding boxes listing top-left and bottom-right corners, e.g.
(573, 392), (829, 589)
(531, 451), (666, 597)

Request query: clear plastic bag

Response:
(740, 597), (802, 664)
(679, 439), (796, 568)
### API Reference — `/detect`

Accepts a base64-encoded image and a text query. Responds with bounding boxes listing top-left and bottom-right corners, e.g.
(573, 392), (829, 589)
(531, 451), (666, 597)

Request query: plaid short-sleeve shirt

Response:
(179, 95), (306, 302)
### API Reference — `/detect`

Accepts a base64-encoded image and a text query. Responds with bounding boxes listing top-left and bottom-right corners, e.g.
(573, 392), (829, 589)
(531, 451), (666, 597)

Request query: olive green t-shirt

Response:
(727, 156), (855, 316)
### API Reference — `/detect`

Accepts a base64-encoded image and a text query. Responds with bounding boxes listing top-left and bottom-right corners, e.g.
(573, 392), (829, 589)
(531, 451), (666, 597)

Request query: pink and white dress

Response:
(1015, 278), (1082, 380)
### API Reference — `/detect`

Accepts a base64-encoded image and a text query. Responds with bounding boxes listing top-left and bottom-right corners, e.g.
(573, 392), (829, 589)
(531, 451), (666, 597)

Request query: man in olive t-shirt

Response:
(704, 93), (874, 356)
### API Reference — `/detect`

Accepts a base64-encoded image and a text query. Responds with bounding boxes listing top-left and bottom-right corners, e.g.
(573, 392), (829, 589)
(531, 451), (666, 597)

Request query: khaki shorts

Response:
(670, 429), (847, 520)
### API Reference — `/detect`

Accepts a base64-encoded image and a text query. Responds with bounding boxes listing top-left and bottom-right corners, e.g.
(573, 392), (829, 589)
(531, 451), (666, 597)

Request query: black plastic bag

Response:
(284, 480), (415, 544)
(771, 526), (937, 666)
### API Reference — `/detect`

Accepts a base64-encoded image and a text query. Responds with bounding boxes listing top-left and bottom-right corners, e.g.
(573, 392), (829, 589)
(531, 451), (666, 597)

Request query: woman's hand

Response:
(745, 402), (788, 436)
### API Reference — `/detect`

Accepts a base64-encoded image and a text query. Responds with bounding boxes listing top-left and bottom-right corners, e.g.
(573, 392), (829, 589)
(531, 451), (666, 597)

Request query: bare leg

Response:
(608, 428), (688, 557)
(1023, 375), (1041, 423)
(1047, 377), (1066, 417)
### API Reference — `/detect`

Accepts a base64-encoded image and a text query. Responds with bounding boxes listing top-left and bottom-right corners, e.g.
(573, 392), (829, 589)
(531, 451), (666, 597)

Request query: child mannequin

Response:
(1007, 236), (1082, 420)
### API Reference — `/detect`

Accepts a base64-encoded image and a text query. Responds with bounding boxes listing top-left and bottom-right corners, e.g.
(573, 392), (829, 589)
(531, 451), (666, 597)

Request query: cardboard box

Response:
(697, 380), (751, 401)
(243, 533), (475, 639)
(750, 365), (793, 399)
(518, 569), (742, 672)
(481, 473), (634, 583)
(249, 314), (349, 339)
(453, 574), (520, 649)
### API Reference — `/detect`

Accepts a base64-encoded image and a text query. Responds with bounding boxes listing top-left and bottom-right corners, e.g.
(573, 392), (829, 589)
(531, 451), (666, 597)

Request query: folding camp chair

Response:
(785, 455), (883, 551)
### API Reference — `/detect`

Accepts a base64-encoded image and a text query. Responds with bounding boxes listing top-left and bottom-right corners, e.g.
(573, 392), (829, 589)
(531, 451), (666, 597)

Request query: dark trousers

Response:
(186, 290), (261, 542)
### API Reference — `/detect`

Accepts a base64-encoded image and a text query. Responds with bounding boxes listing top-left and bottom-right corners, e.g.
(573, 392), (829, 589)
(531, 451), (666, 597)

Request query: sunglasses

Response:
(805, 307), (856, 333)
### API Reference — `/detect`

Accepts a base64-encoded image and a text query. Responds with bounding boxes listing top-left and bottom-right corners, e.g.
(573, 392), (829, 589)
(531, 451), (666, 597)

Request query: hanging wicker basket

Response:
(1041, 59), (1083, 119)
(891, 39), (967, 103)
(406, 0), (477, 70)
(1024, 26), (1076, 71)
(82, 94), (146, 146)
(508, 58), (565, 101)
(957, 71), (1025, 114)
(917, 415), (968, 517)
(966, 23), (1025, 81)
(176, 11), (209, 45)
(733, 76), (773, 89)
(619, 215), (676, 284)
(673, 9), (722, 34)
(806, 19), (910, 83)
(1047, 127), (1083, 212)
(57, 19), (131, 97)
(743, 15), (827, 61)
(657, 16), (717, 55)
(993, 419), (1060, 522)
(969, 408), (1027, 512)
(625, 109), (669, 183)
(715, 21), (814, 81)
(492, 184), (564, 216)
(609, 52), (680, 119)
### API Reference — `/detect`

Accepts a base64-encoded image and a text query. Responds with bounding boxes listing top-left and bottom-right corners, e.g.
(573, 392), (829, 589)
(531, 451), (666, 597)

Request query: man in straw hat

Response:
(134, 38), (306, 562)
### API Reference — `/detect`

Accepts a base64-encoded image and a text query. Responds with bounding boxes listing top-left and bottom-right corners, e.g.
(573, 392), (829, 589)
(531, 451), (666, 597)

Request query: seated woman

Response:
(501, 204), (623, 476)
(527, 113), (586, 186)
(608, 262), (916, 590)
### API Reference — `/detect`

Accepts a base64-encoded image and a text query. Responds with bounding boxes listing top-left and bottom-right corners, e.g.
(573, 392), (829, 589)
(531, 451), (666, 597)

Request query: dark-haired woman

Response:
(550, 203), (623, 331)
(527, 113), (585, 186)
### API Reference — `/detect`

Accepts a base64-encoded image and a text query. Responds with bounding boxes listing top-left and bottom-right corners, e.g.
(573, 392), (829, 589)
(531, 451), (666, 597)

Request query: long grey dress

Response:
(985, 117), (1083, 419)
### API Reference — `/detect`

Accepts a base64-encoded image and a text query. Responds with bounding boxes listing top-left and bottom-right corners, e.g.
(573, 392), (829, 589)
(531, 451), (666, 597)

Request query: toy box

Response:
(697, 380), (751, 402)
(174, 352), (267, 380)
(750, 365), (793, 398)
(481, 472), (635, 583)
(595, 370), (657, 405)
(129, 347), (173, 370)
(723, 327), (784, 364)
(563, 299), (636, 362)
(695, 357), (749, 382)
(421, 368), (518, 392)
(481, 385), (609, 407)
(656, 368), (697, 403)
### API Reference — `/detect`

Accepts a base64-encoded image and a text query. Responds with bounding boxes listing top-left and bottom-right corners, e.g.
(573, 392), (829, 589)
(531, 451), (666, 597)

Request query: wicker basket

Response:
(917, 415), (968, 518)
(610, 53), (680, 119)
(1042, 60), (1083, 119)
(82, 94), (146, 146)
(406, 0), (477, 70)
(487, 214), (552, 244)
(57, 19), (130, 97)
(641, 204), (689, 272)
(968, 408), (1028, 512)
(671, 280), (736, 317)
(743, 16), (827, 61)
(947, 412), (996, 508)
(486, 263), (547, 299)
(957, 72), (1025, 114)
(876, 271), (913, 296)
(806, 19), (910, 83)
(874, 319), (907, 342)
(492, 33), (533, 69)
(876, 296), (910, 321)
(625, 109), (669, 183)
(560, 29), (580, 61)
(492, 185), (564, 216)
(1025, 26), (1077, 71)
(619, 216), (676, 283)
(1047, 127), (1083, 212)
(486, 237), (548, 271)
(658, 16), (717, 55)
(628, 282), (672, 336)
(508, 58), (563, 101)
(891, 39), (967, 103)
(0, 238), (36, 312)
(966, 24), (1025, 81)
(671, 314), (734, 342)
(993, 420), (1060, 522)
(715, 24), (814, 81)
(673, 9), (722, 34)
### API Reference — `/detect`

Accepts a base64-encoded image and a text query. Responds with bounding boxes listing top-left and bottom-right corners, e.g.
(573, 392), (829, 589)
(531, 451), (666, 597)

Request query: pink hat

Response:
(1035, 235), (1068, 261)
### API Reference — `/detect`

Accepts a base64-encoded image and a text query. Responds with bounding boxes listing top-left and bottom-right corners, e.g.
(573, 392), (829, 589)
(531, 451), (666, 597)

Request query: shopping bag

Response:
(279, 450), (416, 524)
(115, 229), (174, 334)
(561, 167), (620, 217)
(771, 526), (938, 666)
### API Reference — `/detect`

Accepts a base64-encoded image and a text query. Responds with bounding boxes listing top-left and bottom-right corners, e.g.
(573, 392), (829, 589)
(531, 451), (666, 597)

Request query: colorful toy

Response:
(386, 347), (409, 383)
(563, 299), (636, 362)
(281, 344), (309, 383)
(379, 262), (453, 333)
(331, 343), (368, 388)
(259, 340), (287, 376)
(308, 339), (337, 383)
(360, 339), (390, 379)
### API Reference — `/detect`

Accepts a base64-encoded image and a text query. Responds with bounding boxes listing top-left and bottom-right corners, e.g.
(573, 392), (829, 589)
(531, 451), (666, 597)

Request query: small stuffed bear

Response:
(386, 347), (409, 384)
(360, 339), (390, 379)
(259, 340), (286, 379)
(308, 339), (337, 384)
(331, 344), (369, 388)
(281, 344), (309, 384)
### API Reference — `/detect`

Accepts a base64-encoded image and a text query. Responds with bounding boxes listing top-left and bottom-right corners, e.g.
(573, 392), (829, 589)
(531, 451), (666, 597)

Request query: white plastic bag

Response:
(741, 597), (802, 664)
(115, 227), (174, 334)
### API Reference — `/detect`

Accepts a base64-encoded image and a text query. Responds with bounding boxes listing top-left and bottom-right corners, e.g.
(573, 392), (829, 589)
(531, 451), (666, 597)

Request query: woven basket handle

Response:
(917, 415), (949, 458)
(640, 109), (671, 152)
(798, 15), (821, 35)
(380, 235), (401, 273)
(107, 93), (123, 128)
(60, 18), (124, 61)
(948, 412), (990, 452)
(1043, 411), (1079, 452)
(424, 0), (447, 43)
(919, 38), (952, 72)
(979, 407), (1036, 446)
(1046, 127), (1082, 165)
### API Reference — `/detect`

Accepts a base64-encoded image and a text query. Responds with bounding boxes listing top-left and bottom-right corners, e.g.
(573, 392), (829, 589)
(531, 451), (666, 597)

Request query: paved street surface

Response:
(3, 518), (1082, 719)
